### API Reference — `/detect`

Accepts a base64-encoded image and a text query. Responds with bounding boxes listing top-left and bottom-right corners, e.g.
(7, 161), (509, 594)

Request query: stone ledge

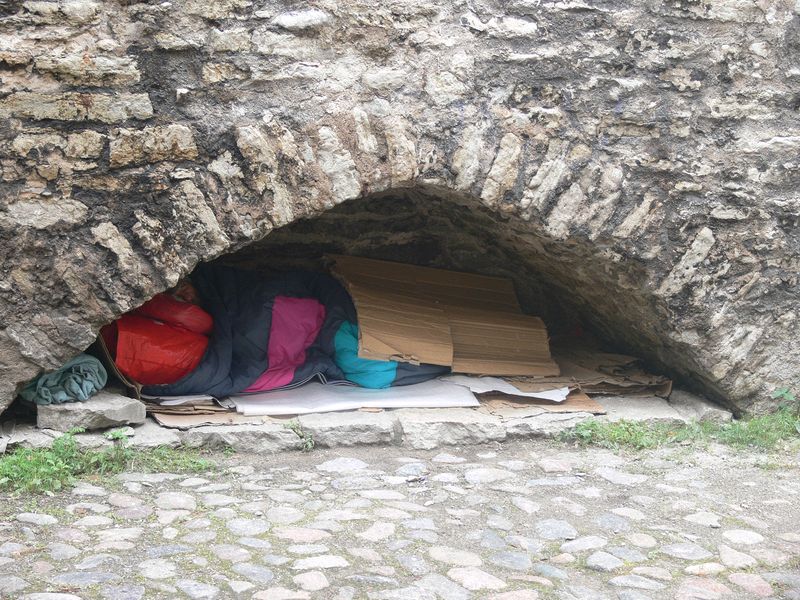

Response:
(36, 391), (146, 432)
(1, 395), (734, 453)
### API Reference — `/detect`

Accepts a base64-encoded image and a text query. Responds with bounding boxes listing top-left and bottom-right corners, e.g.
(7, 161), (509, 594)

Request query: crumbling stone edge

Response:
(2, 410), (593, 454)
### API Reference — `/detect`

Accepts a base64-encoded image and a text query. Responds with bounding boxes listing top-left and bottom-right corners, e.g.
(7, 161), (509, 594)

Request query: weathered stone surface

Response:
(34, 54), (140, 86)
(0, 0), (798, 416)
(505, 413), (594, 438)
(36, 392), (146, 431)
(586, 551), (623, 572)
(109, 125), (198, 167)
(597, 396), (686, 425)
(298, 412), (397, 447)
(668, 390), (734, 423)
(180, 424), (303, 453)
(0, 92), (152, 123)
(397, 409), (505, 450)
(0, 197), (89, 230)
(128, 419), (181, 449)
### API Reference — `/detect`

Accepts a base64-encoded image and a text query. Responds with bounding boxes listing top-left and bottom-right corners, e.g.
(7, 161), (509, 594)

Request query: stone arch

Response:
(1, 0), (798, 415)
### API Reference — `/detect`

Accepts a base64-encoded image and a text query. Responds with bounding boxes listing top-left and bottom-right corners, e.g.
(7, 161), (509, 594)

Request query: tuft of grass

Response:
(127, 445), (214, 473)
(0, 429), (214, 494)
(712, 408), (800, 449)
(564, 407), (800, 451)
(566, 419), (678, 450)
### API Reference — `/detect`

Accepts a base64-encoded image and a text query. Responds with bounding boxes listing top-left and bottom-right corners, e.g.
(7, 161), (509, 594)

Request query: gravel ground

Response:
(1, 438), (799, 600)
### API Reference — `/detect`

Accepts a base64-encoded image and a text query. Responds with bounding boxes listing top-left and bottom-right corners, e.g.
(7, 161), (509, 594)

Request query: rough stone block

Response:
(272, 8), (332, 31)
(668, 390), (733, 423)
(202, 62), (250, 84)
(36, 391), (146, 432)
(184, 0), (250, 19)
(60, 0), (101, 23)
(65, 131), (106, 158)
(11, 133), (66, 156)
(504, 412), (593, 438)
(5, 424), (58, 449)
(596, 396), (686, 425)
(180, 424), (303, 453)
(130, 418), (182, 449)
(73, 431), (113, 449)
(109, 124), (198, 167)
(209, 27), (251, 52)
(298, 411), (398, 447)
(34, 54), (140, 86)
(0, 92), (153, 123)
(10, 130), (106, 160)
(1, 197), (88, 229)
(396, 408), (506, 450)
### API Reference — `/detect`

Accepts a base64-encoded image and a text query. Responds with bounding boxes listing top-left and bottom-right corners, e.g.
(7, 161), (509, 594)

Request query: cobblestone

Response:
(0, 439), (798, 599)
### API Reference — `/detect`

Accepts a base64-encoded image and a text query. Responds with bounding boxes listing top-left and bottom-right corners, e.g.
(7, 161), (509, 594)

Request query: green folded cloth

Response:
(20, 353), (108, 406)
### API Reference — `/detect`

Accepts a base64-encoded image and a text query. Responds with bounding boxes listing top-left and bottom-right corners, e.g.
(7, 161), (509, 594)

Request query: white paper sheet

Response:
(140, 394), (217, 406)
(440, 375), (569, 402)
(228, 380), (479, 416)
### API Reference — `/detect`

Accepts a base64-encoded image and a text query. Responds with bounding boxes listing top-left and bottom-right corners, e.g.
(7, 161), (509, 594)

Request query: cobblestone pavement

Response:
(1, 439), (799, 600)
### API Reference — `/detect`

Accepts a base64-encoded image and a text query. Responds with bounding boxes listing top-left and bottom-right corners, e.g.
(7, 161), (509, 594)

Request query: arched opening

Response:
(9, 185), (733, 435)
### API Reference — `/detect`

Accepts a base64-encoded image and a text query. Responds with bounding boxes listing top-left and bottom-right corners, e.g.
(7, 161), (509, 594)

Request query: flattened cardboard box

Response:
(510, 343), (673, 398)
(479, 389), (607, 415)
(329, 255), (560, 377)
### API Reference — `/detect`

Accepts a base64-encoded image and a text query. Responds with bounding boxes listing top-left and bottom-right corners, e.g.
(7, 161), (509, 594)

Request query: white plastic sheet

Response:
(228, 380), (479, 416)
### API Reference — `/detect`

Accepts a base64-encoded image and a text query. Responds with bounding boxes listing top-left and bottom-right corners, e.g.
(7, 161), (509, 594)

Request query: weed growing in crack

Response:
(772, 385), (799, 417)
(222, 445), (237, 457)
(284, 419), (315, 452)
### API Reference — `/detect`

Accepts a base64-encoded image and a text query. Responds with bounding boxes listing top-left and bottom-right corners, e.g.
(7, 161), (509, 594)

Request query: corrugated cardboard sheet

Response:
(152, 412), (270, 429)
(329, 255), (559, 377)
(479, 389), (606, 415)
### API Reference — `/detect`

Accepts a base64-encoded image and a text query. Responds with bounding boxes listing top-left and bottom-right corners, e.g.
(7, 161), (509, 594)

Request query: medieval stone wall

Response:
(1, 0), (799, 414)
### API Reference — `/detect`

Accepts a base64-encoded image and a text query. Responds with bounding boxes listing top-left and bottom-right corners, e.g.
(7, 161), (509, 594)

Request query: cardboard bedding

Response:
(144, 386), (607, 429)
(93, 256), (670, 423)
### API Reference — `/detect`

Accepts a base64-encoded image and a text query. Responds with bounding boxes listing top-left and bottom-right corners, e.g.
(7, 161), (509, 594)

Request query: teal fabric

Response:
(19, 353), (107, 406)
(333, 321), (397, 388)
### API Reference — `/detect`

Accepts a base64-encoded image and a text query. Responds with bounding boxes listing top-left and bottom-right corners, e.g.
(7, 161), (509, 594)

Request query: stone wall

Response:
(1, 0), (798, 414)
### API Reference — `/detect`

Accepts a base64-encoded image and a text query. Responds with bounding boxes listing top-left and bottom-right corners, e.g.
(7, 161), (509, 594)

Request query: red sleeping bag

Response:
(102, 294), (213, 386)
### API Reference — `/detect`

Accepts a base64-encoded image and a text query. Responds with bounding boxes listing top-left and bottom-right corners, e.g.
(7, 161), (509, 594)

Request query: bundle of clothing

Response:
(103, 265), (447, 398)
(20, 354), (108, 405)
